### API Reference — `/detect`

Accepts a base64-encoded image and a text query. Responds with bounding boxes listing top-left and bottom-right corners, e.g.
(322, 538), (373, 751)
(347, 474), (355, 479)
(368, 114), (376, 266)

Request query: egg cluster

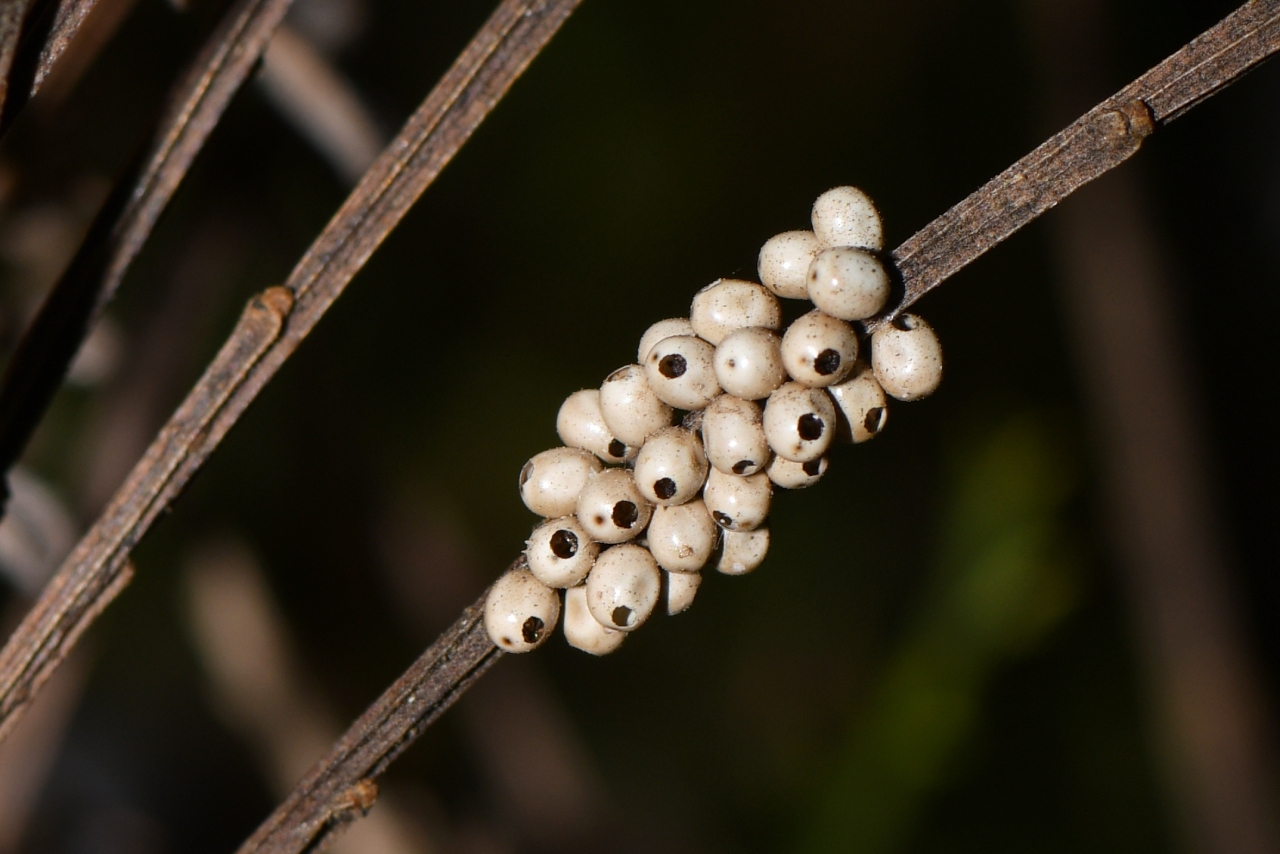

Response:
(484, 187), (943, 655)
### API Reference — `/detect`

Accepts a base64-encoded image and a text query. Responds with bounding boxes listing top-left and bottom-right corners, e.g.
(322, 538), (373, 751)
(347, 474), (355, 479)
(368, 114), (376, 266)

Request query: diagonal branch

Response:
(236, 590), (502, 854)
(0, 0), (295, 505)
(882, 0), (1280, 323)
(0, 0), (586, 742)
(0, 0), (1276, 845)
(0, 0), (38, 119)
(0, 0), (102, 133)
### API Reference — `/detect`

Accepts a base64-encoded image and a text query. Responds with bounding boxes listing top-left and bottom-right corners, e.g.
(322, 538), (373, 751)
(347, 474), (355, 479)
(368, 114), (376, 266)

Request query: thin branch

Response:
(236, 590), (501, 854)
(0, 0), (37, 119)
(0, 0), (1275, 844)
(0, 0), (100, 132)
(882, 0), (1280, 326)
(0, 0), (584, 741)
(258, 24), (385, 186)
(0, 0), (295, 497)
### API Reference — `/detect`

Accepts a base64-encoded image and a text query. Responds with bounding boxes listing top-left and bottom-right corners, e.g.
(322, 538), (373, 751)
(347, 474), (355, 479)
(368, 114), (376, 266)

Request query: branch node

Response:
(257, 285), (296, 319)
(334, 778), (378, 818)
(1120, 98), (1156, 141)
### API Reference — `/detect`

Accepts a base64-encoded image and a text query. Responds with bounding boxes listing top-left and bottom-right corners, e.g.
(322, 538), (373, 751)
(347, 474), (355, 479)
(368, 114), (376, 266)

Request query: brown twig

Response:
(880, 0), (1280, 327)
(0, 0), (37, 119)
(0, 0), (295, 500)
(0, 0), (584, 741)
(236, 590), (502, 854)
(0, 0), (1277, 845)
(0, 0), (100, 132)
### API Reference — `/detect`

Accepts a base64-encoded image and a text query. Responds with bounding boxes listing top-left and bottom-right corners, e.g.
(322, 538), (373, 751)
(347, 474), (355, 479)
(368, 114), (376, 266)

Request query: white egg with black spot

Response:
(767, 455), (828, 489)
(644, 335), (721, 410)
(829, 362), (888, 443)
(633, 427), (709, 506)
(780, 309), (858, 387)
(525, 516), (599, 588)
(484, 568), (561, 652)
(762, 382), (837, 462)
(758, 230), (821, 299)
(648, 499), (718, 573)
(638, 317), (695, 363)
(599, 364), (674, 446)
(871, 313), (943, 401)
(807, 246), (891, 321)
(812, 185), (884, 250)
(713, 327), (787, 400)
(585, 543), (661, 632)
(563, 584), (625, 655)
(689, 279), (782, 345)
(557, 389), (635, 464)
(702, 467), (772, 532)
(518, 447), (603, 518)
(701, 394), (771, 476)
(575, 468), (653, 544)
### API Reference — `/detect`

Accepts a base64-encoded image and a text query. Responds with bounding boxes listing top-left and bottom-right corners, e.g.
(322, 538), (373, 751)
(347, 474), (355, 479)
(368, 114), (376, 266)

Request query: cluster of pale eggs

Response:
(485, 187), (943, 655)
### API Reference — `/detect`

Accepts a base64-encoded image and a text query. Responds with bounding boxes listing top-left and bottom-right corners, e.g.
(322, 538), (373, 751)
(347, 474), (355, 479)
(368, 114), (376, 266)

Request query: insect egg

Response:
(518, 447), (603, 517)
(576, 468), (653, 544)
(644, 335), (721, 410)
(484, 568), (561, 652)
(702, 467), (772, 532)
(525, 516), (599, 588)
(689, 279), (782, 345)
(713, 327), (787, 400)
(557, 388), (636, 463)
(585, 543), (662, 631)
(811, 185), (884, 250)
(762, 382), (837, 462)
(870, 313), (943, 401)
(758, 230), (821, 299)
(828, 362), (889, 443)
(563, 584), (626, 655)
(599, 364), (675, 446)
(701, 394), (771, 477)
(632, 426), (709, 506)
(780, 309), (859, 388)
(718, 528), (770, 576)
(647, 499), (719, 573)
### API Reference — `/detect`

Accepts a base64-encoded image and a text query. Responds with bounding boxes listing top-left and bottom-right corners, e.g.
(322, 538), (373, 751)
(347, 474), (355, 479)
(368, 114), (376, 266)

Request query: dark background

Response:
(0, 0), (1275, 852)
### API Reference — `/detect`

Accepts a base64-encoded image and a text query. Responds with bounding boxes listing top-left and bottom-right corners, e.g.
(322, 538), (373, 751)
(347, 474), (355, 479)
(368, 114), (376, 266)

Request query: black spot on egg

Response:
(654, 478), (677, 500)
(550, 529), (578, 559)
(659, 353), (687, 378)
(612, 501), (639, 528)
(521, 616), (545, 644)
(865, 407), (885, 433)
(798, 413), (824, 440)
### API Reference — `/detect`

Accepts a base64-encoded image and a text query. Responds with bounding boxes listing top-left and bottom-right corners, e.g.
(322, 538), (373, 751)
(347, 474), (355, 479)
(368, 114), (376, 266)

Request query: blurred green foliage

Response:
(802, 413), (1081, 853)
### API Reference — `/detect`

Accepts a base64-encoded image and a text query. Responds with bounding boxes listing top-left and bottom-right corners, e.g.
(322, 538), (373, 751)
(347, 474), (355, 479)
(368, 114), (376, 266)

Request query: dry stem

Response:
(0, 0), (296, 494)
(0, 0), (102, 131)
